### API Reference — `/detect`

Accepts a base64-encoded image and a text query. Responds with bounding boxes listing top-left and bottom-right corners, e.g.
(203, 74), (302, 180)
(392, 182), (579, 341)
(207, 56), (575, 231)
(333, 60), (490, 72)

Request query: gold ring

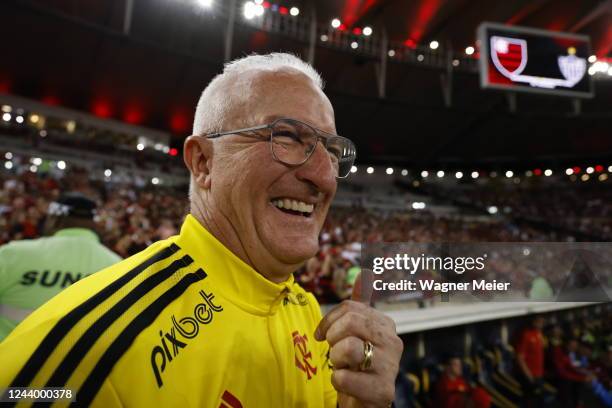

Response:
(359, 340), (374, 371)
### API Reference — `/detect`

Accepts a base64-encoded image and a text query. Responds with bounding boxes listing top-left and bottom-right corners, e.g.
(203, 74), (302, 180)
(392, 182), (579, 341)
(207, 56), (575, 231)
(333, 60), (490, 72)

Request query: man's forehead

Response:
(220, 68), (335, 131)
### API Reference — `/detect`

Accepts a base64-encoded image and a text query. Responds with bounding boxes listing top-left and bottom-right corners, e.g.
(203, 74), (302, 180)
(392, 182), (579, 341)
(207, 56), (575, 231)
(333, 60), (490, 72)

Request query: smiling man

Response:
(0, 53), (402, 407)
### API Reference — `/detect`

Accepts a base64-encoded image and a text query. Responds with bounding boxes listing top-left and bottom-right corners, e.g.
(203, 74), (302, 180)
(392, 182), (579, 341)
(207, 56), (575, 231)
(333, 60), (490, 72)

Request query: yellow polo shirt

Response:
(0, 215), (337, 407)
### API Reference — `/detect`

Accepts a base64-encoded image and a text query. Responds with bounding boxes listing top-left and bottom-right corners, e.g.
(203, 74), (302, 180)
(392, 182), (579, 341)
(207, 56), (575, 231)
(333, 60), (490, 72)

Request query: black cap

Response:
(48, 193), (96, 219)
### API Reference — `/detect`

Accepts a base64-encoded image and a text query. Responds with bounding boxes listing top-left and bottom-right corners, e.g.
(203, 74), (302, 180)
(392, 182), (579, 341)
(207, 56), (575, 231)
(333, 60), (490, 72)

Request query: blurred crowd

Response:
(401, 312), (612, 408)
(0, 169), (187, 258)
(437, 185), (612, 240)
(1, 168), (609, 305)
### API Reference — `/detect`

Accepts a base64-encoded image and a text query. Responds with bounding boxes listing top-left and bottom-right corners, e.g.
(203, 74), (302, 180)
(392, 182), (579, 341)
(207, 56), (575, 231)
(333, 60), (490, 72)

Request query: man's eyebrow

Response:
(260, 114), (284, 123)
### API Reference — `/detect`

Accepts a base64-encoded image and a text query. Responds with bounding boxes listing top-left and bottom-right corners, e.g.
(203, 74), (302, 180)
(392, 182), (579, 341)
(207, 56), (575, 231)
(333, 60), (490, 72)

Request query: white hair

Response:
(192, 53), (323, 136)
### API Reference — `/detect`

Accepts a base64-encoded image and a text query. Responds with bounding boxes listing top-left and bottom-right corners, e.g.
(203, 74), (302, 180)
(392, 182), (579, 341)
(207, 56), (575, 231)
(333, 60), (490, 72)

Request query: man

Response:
(553, 338), (589, 408)
(515, 315), (546, 407)
(0, 192), (121, 341)
(0, 53), (402, 407)
(435, 355), (491, 408)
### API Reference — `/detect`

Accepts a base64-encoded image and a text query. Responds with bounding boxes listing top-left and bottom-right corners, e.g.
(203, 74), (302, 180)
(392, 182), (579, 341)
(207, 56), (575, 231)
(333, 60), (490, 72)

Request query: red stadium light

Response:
(279, 6), (288, 15)
(0, 79), (10, 93)
(338, 24), (347, 31)
(41, 95), (61, 106)
(169, 148), (179, 156)
(533, 168), (542, 176)
(262, 1), (270, 8)
(353, 27), (362, 35)
(595, 165), (604, 173)
(404, 39), (416, 49)
(124, 107), (143, 124)
(572, 166), (581, 174)
(170, 112), (190, 133)
(92, 100), (112, 118)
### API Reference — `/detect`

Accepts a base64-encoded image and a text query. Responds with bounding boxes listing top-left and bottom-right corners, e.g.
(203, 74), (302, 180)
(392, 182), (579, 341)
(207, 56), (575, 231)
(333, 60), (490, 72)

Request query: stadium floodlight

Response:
(350, 165), (357, 174)
(429, 40), (439, 50)
(588, 55), (596, 63)
(331, 18), (341, 28)
(471, 171), (479, 179)
(104, 169), (112, 178)
(350, 42), (358, 49)
(152, 177), (160, 185)
(487, 206), (498, 214)
(544, 169), (553, 176)
(436, 170), (444, 178)
(401, 169), (408, 176)
(2, 112), (11, 122)
(566, 168), (573, 175)
(32, 157), (42, 166)
(455, 171), (463, 179)
(57, 160), (66, 170)
(198, 0), (213, 7)
(363, 26), (372, 36)
(320, 34), (328, 42)
(289, 7), (299, 16)
(244, 2), (256, 19)
(465, 46), (475, 55)
(421, 170), (429, 178)
(388, 50), (395, 57)
(4, 161), (13, 170)
(505, 170), (513, 178)
(5, 152), (12, 160)
(386, 167), (393, 175)
(366, 166), (374, 174)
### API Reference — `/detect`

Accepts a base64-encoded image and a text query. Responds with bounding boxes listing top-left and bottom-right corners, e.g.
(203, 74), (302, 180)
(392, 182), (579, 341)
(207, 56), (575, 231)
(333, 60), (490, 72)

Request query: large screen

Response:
(478, 22), (593, 98)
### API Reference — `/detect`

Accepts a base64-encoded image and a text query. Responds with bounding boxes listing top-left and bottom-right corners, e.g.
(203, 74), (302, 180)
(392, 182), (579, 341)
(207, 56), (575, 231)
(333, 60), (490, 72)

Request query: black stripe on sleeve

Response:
(6, 243), (181, 393)
(74, 268), (208, 407)
(40, 254), (194, 394)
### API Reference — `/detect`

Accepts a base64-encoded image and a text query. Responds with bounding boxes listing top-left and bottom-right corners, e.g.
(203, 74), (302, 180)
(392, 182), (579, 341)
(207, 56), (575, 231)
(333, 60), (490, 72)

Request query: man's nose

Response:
(294, 141), (337, 194)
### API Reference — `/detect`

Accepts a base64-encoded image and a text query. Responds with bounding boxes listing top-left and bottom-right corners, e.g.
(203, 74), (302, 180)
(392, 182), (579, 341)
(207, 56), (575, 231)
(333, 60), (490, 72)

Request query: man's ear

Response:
(184, 136), (213, 190)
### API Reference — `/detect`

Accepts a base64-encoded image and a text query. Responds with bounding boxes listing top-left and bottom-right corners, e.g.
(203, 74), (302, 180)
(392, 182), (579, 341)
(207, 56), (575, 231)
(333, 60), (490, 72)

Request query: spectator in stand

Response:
(0, 193), (121, 341)
(435, 354), (491, 408)
(515, 315), (546, 407)
(553, 338), (590, 408)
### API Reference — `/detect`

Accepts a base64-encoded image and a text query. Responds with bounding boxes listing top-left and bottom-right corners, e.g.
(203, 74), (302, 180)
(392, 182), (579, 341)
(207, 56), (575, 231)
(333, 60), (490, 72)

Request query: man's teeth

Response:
(272, 199), (314, 214)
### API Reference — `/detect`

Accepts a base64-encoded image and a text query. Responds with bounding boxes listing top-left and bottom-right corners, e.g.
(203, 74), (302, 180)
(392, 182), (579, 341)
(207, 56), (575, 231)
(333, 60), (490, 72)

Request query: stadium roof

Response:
(1, 0), (611, 167)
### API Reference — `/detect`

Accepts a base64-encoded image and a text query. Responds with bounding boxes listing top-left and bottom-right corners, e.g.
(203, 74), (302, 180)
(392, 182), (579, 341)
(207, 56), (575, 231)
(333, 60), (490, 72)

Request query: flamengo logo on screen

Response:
(150, 289), (223, 387)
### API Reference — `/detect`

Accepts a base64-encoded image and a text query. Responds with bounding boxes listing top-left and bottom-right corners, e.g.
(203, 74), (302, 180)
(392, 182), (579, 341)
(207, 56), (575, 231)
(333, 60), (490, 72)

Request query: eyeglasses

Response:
(204, 117), (357, 178)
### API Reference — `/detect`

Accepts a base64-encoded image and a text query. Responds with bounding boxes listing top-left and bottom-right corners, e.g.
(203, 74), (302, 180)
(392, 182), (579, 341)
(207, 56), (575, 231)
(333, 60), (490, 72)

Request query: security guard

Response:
(0, 192), (121, 341)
